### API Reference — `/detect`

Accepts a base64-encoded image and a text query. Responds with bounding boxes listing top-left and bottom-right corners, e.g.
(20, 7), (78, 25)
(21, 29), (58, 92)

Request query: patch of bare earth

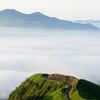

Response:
(47, 74), (77, 95)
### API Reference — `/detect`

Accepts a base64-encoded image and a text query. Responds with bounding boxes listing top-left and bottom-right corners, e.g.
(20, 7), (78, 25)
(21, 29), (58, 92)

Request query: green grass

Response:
(8, 73), (100, 100)
(8, 73), (68, 100)
(70, 79), (100, 100)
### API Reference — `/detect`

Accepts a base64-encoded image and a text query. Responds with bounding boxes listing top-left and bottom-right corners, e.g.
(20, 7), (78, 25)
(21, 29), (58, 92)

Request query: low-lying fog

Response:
(0, 27), (100, 98)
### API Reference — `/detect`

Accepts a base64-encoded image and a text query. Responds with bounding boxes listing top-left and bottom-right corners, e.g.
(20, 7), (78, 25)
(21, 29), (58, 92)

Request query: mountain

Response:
(75, 20), (100, 23)
(8, 73), (100, 100)
(0, 9), (99, 30)
(74, 20), (100, 28)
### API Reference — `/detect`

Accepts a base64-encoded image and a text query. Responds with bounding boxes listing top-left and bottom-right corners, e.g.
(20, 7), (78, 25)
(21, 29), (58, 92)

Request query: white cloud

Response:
(0, 28), (100, 98)
(0, 70), (34, 98)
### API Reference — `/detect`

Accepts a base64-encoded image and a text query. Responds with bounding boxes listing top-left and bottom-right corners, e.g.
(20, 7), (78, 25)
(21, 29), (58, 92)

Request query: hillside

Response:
(0, 9), (99, 30)
(8, 73), (100, 100)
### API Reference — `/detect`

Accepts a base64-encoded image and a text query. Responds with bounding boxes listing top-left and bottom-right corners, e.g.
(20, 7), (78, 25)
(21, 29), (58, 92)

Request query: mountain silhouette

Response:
(0, 9), (99, 30)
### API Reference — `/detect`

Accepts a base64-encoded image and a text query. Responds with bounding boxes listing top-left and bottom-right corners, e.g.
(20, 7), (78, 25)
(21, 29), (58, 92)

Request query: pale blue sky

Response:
(0, 0), (100, 21)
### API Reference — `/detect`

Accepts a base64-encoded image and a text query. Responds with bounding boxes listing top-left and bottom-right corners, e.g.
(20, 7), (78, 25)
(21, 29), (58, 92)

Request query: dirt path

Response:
(42, 75), (72, 100)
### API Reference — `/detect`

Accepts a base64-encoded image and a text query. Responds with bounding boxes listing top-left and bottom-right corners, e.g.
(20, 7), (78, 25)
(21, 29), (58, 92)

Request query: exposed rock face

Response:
(47, 74), (76, 95)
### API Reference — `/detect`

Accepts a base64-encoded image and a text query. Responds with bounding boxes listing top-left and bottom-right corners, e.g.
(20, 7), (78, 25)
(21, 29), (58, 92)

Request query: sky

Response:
(0, 0), (100, 21)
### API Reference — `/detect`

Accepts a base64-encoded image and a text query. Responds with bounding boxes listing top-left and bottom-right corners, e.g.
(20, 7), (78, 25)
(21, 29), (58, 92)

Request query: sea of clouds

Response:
(0, 27), (100, 98)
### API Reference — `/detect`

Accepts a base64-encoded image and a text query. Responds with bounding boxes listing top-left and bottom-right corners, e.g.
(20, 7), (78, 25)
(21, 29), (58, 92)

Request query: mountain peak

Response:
(0, 9), (99, 30)
(1, 9), (18, 12)
(1, 9), (15, 11)
(0, 9), (24, 15)
(32, 12), (46, 16)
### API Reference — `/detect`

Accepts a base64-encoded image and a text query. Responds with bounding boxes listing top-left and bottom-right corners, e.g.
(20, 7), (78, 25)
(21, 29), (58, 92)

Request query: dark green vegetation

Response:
(70, 79), (100, 100)
(8, 73), (100, 100)
(0, 9), (99, 30)
(8, 73), (68, 100)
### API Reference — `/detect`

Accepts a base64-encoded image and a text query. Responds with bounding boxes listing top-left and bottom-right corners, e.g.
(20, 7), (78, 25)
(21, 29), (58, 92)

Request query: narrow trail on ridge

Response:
(42, 75), (72, 100)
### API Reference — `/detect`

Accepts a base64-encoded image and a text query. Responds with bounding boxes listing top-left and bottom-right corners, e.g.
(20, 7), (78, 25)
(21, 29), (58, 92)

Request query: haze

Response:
(0, 0), (100, 21)
(0, 27), (100, 98)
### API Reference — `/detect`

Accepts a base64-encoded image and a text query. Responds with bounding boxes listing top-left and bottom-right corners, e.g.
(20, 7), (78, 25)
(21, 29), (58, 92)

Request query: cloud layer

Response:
(0, 28), (100, 98)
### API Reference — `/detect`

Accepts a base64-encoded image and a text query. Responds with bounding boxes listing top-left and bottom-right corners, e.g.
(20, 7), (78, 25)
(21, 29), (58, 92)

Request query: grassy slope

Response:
(8, 73), (100, 100)
(8, 73), (68, 100)
(70, 79), (100, 100)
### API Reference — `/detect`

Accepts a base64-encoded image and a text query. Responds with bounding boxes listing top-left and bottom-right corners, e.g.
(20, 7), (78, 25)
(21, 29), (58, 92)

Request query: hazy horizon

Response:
(0, 0), (100, 21)
(0, 27), (100, 98)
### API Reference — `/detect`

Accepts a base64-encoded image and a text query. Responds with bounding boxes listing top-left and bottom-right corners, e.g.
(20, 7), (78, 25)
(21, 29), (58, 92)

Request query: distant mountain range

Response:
(74, 20), (100, 28)
(0, 9), (99, 30)
(75, 20), (100, 23)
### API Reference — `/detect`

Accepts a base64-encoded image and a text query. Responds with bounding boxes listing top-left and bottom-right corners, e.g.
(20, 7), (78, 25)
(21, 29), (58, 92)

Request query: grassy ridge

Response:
(8, 73), (68, 100)
(70, 79), (100, 100)
(8, 73), (100, 100)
